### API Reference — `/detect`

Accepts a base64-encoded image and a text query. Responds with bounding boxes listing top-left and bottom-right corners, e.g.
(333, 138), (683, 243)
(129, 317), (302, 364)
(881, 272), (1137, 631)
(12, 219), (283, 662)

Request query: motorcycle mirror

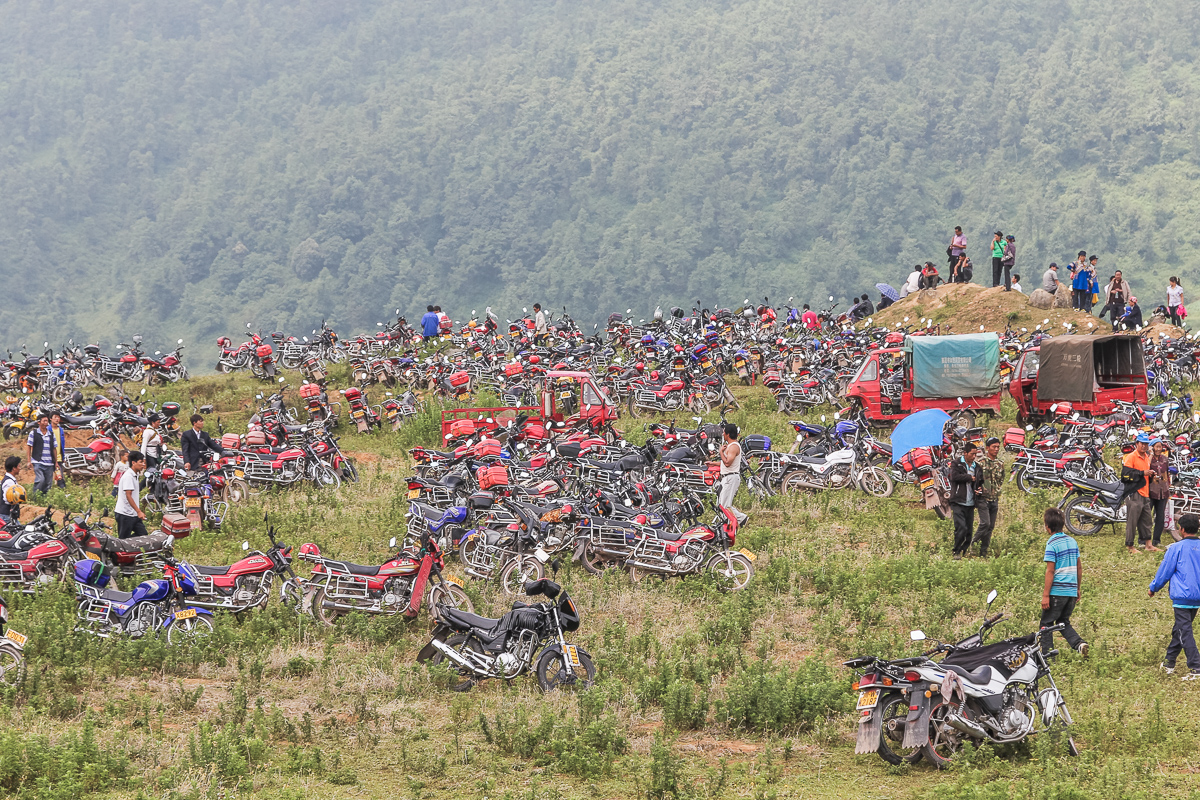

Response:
(523, 307), (528, 313)
(165, 535), (175, 548)
(242, 541), (250, 551)
(486, 418), (493, 424)
(788, 296), (793, 302)
(820, 415), (826, 422)
(1072, 412), (1080, 420)
(1194, 413), (1199, 423)
(1043, 318), (1050, 324)
(313, 330), (317, 335)
(389, 536), (397, 548)
(445, 433), (453, 439)
(140, 388), (146, 396)
(178, 339), (184, 345)
(980, 325), (985, 331)
(155, 351), (161, 355)
(396, 309), (400, 315)
(1050, 403), (1058, 413)
(904, 316), (909, 322)
(1021, 328), (1027, 332)
(986, 589), (998, 605)
(796, 434), (803, 442)
(623, 498), (632, 507)
(626, 308), (632, 314)
(910, 630), (926, 641)
(708, 443), (715, 451)
(829, 296), (834, 302)
(246, 322), (252, 328)
(1026, 425), (1033, 431)
(692, 416), (702, 423)
(377, 322), (383, 327)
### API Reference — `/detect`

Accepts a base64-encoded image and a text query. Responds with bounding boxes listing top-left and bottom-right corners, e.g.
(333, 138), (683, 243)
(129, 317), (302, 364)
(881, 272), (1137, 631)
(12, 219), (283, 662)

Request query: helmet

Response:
(217, 336), (230, 347)
(529, 355), (541, 365)
(161, 468), (176, 480)
(299, 542), (321, 557)
(1177, 434), (1189, 445)
(674, 344), (683, 353)
(650, 370), (660, 381)
(4, 484), (26, 506)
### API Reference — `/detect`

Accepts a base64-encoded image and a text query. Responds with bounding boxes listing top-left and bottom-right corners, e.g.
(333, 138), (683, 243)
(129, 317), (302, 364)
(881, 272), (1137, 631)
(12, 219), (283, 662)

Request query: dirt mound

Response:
(871, 284), (1187, 338)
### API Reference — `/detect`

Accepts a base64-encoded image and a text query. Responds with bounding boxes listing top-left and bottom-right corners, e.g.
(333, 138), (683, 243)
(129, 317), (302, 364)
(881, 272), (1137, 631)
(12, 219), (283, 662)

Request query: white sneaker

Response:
(1182, 671), (1200, 681)
(1161, 663), (1176, 675)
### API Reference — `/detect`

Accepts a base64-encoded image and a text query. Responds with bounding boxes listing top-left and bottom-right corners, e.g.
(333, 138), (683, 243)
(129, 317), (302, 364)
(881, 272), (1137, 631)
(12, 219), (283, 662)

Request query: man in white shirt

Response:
(718, 423), (748, 525)
(533, 303), (547, 341)
(115, 450), (148, 539)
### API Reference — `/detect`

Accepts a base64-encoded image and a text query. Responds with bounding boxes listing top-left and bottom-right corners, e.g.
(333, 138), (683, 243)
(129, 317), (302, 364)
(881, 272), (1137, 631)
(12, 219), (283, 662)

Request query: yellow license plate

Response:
(234, 470), (244, 478)
(387, 411), (397, 418)
(735, 359), (746, 367)
(856, 689), (880, 710)
(352, 410), (364, 418)
(739, 549), (757, 562)
(919, 477), (934, 490)
(563, 644), (582, 668)
(174, 608), (197, 621)
(185, 497), (202, 508)
(407, 489), (420, 499)
(4, 630), (27, 647)
(85, 552), (101, 561)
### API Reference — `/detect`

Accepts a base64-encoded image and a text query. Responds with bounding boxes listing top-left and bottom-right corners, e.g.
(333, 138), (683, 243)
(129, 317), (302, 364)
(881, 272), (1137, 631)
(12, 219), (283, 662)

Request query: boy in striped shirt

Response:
(1040, 507), (1089, 656)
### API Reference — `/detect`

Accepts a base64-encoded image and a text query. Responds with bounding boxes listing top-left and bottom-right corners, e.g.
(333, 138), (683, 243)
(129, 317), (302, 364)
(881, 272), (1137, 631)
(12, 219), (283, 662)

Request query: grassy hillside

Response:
(0, 370), (1197, 799)
(4, 0), (1200, 348)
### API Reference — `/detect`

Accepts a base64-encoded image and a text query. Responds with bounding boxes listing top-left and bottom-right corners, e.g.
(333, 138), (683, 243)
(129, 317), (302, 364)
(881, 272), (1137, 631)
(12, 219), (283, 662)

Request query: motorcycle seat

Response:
(324, 560), (380, 577)
(653, 529), (685, 542)
(0, 549), (31, 561)
(794, 455), (828, 465)
(441, 607), (501, 632)
(99, 587), (135, 603)
(193, 564), (232, 576)
(412, 502), (449, 522)
(1070, 478), (1125, 495)
(282, 424), (307, 433)
(943, 664), (993, 685)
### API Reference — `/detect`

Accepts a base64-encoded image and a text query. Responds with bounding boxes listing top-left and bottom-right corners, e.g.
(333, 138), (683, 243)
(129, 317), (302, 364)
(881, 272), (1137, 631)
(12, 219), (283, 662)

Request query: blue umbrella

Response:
(876, 283), (900, 302)
(890, 408), (952, 464)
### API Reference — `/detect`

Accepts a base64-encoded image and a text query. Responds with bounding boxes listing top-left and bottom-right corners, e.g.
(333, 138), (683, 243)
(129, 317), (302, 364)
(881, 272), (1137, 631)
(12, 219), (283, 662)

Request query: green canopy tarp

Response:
(905, 334), (1001, 399)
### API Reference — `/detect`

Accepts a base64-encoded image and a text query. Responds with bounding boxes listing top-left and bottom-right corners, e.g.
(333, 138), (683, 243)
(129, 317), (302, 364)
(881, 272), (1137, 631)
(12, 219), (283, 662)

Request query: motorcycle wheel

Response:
(313, 588), (345, 626)
(689, 396), (711, 414)
(2, 425), (21, 442)
(340, 460), (359, 483)
(499, 557), (544, 596)
(428, 582), (474, 619)
(578, 542), (616, 575)
(1014, 467), (1036, 496)
(705, 552), (754, 592)
(312, 466), (341, 489)
(856, 466), (895, 498)
(922, 701), (968, 769)
(876, 693), (923, 765)
(165, 614), (214, 646)
(226, 479), (250, 504)
(627, 396), (643, 418)
(216, 362), (231, 374)
(280, 353), (302, 370)
(951, 409), (977, 429)
(50, 384), (73, 403)
(142, 497), (164, 516)
(1063, 495), (1106, 536)
(0, 644), (26, 687)
(535, 647), (596, 692)
(781, 470), (816, 494)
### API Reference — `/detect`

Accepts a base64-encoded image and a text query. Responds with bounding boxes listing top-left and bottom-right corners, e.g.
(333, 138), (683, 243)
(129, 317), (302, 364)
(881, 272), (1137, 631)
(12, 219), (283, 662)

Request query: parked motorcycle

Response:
(299, 534), (473, 625)
(142, 340), (189, 385)
(72, 547), (215, 644)
(0, 595), (27, 686)
(1057, 475), (1130, 536)
(417, 578), (593, 693)
(184, 523), (301, 613)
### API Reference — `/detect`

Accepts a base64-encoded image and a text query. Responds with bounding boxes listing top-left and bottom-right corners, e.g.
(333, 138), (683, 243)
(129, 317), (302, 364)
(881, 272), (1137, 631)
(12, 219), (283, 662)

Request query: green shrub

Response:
(715, 657), (849, 733)
(0, 717), (131, 796)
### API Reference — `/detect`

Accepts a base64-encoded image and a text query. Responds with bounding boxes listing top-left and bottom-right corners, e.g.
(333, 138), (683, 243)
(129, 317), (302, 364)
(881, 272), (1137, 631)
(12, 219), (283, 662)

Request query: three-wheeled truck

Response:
(845, 333), (1004, 427)
(440, 370), (619, 440)
(1009, 334), (1148, 424)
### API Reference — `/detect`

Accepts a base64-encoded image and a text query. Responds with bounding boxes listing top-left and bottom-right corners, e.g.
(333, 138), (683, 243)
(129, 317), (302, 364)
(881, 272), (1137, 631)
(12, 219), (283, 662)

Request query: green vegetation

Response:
(3, 0), (1200, 349)
(0, 372), (1196, 798)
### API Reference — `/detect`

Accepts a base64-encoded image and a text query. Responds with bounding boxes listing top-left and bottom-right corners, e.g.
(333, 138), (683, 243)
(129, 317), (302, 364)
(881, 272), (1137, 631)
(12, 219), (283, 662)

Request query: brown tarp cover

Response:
(1036, 335), (1145, 402)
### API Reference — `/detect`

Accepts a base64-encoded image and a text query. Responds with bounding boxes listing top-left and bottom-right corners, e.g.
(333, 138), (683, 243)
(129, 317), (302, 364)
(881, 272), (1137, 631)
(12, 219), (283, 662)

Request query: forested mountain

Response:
(2, 0), (1199, 351)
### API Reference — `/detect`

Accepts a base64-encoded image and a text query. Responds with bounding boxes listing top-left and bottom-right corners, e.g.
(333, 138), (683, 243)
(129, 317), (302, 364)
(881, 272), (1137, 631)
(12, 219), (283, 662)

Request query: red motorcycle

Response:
(0, 525), (72, 593)
(299, 534), (473, 625)
(181, 524), (301, 612)
(142, 341), (189, 385)
(61, 436), (118, 478)
(341, 387), (379, 433)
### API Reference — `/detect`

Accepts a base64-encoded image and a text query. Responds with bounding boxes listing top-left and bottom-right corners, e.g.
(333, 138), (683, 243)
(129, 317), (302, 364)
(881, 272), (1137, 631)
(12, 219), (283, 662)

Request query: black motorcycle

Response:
(417, 578), (594, 692)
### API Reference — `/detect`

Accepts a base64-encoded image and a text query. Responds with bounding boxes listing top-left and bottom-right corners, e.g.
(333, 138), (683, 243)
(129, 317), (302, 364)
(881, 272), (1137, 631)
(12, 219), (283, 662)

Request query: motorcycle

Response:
(341, 387), (379, 433)
(184, 523), (301, 613)
(72, 547), (215, 645)
(60, 436), (118, 478)
(0, 595), (27, 686)
(779, 438), (895, 498)
(299, 533), (473, 625)
(1057, 475), (1130, 536)
(416, 578), (594, 693)
(623, 504), (755, 590)
(381, 391), (419, 432)
(142, 340), (189, 385)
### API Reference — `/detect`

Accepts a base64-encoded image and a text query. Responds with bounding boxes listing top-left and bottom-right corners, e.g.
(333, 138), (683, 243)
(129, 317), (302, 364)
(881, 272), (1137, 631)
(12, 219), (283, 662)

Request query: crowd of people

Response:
(856, 227), (1187, 334)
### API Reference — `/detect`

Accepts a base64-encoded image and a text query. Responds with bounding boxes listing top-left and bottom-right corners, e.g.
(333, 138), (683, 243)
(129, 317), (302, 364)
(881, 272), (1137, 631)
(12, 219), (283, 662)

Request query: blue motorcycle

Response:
(73, 545), (214, 645)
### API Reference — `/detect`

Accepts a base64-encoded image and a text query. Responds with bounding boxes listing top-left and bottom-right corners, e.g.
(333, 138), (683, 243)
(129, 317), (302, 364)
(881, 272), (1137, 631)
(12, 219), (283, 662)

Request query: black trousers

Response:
(1165, 607), (1200, 671)
(973, 499), (998, 556)
(1039, 595), (1084, 653)
(951, 503), (975, 555)
(991, 257), (1003, 287)
(116, 512), (148, 540)
(1151, 497), (1169, 546)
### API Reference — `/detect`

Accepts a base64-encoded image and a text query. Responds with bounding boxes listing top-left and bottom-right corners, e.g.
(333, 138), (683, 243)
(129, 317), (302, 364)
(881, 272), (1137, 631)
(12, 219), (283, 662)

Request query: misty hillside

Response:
(3, 0), (1199, 351)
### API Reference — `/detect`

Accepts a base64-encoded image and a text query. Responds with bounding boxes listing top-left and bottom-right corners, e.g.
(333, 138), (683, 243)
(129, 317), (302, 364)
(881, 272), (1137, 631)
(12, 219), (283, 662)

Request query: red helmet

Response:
(299, 542), (321, 557)
(529, 355), (541, 365)
(674, 344), (683, 353)
(1177, 434), (1189, 445)
(635, 514), (648, 525)
(217, 336), (230, 347)
(650, 370), (660, 381)
(161, 468), (176, 480)
(634, 361), (644, 371)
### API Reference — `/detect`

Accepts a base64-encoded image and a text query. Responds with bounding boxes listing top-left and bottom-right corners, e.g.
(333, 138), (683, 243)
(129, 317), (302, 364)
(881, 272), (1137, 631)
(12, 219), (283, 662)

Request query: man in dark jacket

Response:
(181, 414), (220, 471)
(949, 443), (983, 560)
(1114, 297), (1144, 331)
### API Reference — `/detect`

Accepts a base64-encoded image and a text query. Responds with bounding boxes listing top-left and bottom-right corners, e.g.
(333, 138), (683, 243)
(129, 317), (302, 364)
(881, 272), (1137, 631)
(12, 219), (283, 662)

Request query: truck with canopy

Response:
(845, 333), (1003, 426)
(1009, 334), (1147, 423)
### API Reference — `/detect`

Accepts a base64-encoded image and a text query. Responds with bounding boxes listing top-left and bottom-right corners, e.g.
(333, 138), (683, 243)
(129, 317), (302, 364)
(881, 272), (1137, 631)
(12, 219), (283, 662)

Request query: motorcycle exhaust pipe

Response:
(944, 711), (989, 740)
(430, 638), (478, 672)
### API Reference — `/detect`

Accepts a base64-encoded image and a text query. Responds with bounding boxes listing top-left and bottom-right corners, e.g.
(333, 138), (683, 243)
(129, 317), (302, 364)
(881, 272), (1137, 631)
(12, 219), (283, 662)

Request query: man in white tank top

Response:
(718, 423), (748, 525)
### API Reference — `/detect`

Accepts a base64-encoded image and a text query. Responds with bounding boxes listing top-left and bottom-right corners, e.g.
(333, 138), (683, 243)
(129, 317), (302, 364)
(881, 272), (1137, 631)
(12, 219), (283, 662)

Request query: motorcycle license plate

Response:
(185, 497), (202, 508)
(735, 359), (746, 368)
(534, 547), (550, 563)
(352, 410), (364, 418)
(738, 549), (757, 562)
(4, 629), (27, 647)
(143, 364), (151, 371)
(234, 470), (245, 478)
(856, 689), (879, 710)
(919, 477), (935, 490)
(407, 489), (420, 499)
(174, 608), (197, 621)
(387, 411), (397, 419)
(563, 644), (582, 668)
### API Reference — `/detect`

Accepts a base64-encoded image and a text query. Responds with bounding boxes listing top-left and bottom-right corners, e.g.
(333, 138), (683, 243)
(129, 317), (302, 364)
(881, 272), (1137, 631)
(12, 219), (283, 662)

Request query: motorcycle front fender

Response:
(572, 539), (587, 563)
(901, 686), (931, 749)
(416, 624), (453, 663)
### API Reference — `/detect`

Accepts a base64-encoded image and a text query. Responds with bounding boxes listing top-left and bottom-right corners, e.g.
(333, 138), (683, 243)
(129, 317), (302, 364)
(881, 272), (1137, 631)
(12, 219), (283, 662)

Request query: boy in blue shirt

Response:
(1149, 513), (1200, 679)
(1040, 507), (1088, 656)
(421, 305), (440, 339)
